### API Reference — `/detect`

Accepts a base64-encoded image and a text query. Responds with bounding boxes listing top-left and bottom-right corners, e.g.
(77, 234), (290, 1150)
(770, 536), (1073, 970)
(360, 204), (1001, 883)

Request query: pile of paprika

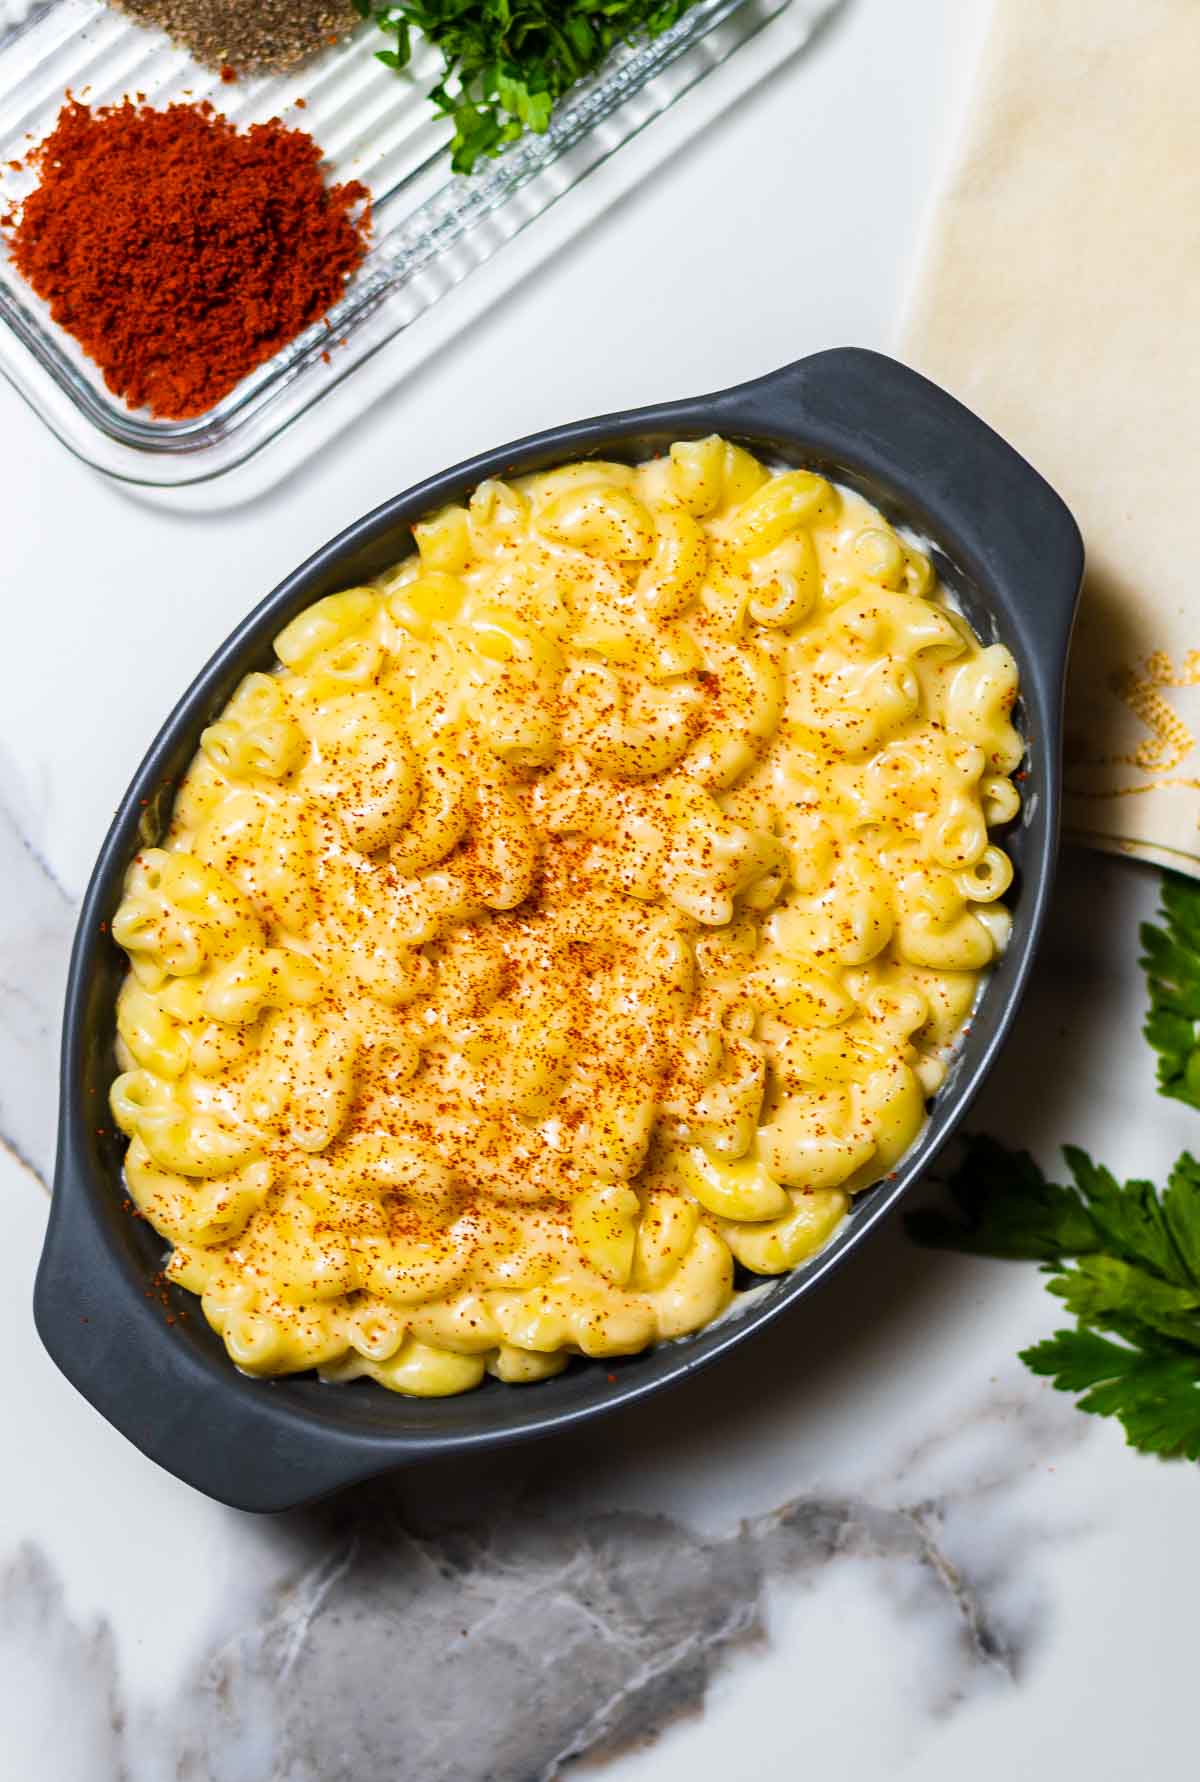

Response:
(2, 97), (371, 419)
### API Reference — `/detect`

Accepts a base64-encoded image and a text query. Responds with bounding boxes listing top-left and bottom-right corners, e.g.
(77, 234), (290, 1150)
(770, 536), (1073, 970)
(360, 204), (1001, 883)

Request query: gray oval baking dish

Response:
(35, 349), (1084, 1512)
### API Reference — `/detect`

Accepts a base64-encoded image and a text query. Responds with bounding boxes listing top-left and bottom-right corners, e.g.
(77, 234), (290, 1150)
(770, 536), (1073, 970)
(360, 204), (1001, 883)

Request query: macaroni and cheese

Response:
(109, 440), (1022, 1396)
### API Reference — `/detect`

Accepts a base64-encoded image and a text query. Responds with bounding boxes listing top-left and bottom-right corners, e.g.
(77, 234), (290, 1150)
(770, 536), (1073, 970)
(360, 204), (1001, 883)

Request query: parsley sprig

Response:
(353, 0), (700, 174)
(1141, 874), (1200, 1108)
(907, 1137), (1200, 1458)
(907, 871), (1200, 1459)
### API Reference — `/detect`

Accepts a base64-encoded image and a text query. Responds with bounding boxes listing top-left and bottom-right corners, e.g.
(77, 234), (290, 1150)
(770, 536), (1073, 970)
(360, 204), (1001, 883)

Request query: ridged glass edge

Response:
(0, 0), (815, 486)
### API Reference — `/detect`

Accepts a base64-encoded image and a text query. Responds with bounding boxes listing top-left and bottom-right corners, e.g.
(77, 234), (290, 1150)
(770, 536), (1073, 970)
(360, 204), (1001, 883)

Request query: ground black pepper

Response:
(114, 0), (361, 76)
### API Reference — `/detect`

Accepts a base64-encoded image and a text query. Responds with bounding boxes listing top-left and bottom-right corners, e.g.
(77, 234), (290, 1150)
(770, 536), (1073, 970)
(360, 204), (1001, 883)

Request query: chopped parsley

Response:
(353, 0), (701, 173)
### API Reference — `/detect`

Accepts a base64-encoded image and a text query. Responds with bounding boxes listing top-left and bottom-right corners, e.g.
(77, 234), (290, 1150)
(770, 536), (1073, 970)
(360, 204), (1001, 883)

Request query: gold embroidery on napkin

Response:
(1066, 652), (1200, 799)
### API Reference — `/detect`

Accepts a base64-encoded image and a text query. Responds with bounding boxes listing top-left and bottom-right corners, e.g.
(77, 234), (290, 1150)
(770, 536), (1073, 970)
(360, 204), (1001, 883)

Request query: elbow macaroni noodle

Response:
(109, 440), (1022, 1396)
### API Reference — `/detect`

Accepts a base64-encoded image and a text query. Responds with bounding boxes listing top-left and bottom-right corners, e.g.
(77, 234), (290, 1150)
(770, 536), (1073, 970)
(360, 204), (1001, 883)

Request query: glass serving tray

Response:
(0, 0), (818, 487)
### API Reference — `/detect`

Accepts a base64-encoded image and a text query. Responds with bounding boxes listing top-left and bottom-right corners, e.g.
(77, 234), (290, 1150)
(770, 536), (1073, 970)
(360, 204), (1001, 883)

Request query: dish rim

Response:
(35, 347), (1084, 1512)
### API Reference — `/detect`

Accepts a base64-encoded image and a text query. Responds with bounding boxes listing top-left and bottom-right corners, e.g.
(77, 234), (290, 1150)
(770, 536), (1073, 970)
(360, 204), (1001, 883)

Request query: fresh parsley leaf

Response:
(904, 1133), (1105, 1260)
(1046, 1255), (1200, 1346)
(357, 0), (701, 173)
(1140, 872), (1200, 1108)
(1059, 1145), (1192, 1284)
(1163, 1152), (1200, 1281)
(1021, 1329), (1200, 1459)
(906, 1136), (1200, 1457)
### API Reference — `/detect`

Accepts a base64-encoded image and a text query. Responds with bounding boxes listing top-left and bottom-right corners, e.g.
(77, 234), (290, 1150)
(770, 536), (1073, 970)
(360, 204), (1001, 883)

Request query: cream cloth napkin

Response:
(904, 0), (1200, 875)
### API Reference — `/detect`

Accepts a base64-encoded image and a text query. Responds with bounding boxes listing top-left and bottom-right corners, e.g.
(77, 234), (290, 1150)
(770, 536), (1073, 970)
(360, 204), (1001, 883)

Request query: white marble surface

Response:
(5, 1), (1197, 1777)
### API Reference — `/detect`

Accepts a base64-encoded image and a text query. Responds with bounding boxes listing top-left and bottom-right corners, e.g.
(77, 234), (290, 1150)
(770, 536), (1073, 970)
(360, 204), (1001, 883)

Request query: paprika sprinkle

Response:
(2, 98), (371, 419)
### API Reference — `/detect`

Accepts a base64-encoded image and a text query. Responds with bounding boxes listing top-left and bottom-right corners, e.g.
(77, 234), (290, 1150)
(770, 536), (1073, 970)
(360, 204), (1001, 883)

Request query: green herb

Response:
(1140, 872), (1200, 1108)
(352, 0), (700, 174)
(907, 1137), (1200, 1458)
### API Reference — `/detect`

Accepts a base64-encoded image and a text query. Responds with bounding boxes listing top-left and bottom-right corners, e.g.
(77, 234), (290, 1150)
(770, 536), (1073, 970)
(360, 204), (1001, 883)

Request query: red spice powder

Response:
(2, 97), (371, 419)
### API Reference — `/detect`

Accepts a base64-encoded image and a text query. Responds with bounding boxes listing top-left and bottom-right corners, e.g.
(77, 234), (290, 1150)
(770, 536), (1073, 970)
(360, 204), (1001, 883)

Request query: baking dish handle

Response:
(35, 1145), (384, 1512)
(707, 346), (1084, 674)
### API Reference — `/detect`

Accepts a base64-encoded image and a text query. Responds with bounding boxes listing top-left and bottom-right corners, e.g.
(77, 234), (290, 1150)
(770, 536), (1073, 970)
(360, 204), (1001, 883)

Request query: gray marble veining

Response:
(3, 1545), (126, 1782)
(0, 752), (74, 1189)
(2, 1385), (1084, 1782)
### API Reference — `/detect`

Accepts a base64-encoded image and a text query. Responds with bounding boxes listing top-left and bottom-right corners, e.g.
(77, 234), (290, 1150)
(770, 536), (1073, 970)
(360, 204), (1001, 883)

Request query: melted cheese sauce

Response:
(108, 439), (1022, 1395)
